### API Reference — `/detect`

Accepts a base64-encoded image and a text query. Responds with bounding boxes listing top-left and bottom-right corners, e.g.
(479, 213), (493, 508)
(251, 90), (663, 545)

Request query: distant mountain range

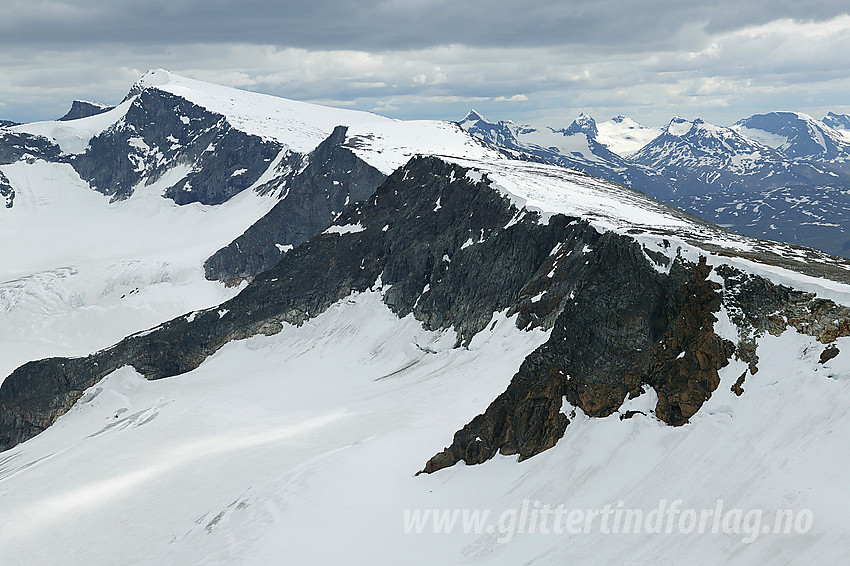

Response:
(461, 110), (850, 257)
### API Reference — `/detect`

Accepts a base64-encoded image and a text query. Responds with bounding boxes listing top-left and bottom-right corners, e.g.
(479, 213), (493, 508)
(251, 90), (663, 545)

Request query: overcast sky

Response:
(2, 0), (850, 127)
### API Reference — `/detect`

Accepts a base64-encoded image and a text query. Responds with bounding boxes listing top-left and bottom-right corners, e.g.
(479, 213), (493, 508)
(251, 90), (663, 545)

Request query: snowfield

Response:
(0, 160), (278, 379)
(596, 115), (662, 157)
(10, 99), (134, 155)
(0, 293), (849, 564)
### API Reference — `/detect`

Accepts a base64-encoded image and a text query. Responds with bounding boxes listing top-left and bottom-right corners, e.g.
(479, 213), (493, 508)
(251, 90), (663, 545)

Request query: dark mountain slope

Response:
(203, 126), (386, 285)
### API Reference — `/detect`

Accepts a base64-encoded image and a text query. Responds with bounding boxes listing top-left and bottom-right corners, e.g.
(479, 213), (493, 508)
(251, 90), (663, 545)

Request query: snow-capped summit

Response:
(733, 111), (850, 161)
(628, 114), (845, 208)
(633, 116), (779, 180)
(123, 69), (498, 166)
(665, 115), (696, 136)
(460, 108), (488, 124)
(0, 70), (504, 374)
(630, 114), (850, 256)
(560, 112), (598, 137)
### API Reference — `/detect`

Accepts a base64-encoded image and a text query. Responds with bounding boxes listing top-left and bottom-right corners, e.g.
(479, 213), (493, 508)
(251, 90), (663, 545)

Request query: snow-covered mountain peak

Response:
(823, 111), (850, 130)
(658, 116), (729, 139)
(631, 116), (789, 188)
(561, 112), (598, 137)
(460, 109), (489, 124)
(122, 71), (500, 170)
(733, 111), (850, 160)
(133, 68), (174, 89)
(124, 69), (394, 154)
(665, 116), (695, 136)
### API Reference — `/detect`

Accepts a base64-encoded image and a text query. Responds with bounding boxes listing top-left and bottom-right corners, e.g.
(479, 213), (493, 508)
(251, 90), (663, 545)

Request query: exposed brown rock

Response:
(731, 371), (747, 396)
(820, 345), (840, 364)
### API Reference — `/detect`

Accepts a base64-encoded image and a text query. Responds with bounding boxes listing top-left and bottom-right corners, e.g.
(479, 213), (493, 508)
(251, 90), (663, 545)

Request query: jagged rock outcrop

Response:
(58, 101), (114, 121)
(203, 126), (386, 285)
(420, 251), (735, 473)
(0, 171), (13, 208)
(421, 258), (850, 473)
(714, 264), (850, 393)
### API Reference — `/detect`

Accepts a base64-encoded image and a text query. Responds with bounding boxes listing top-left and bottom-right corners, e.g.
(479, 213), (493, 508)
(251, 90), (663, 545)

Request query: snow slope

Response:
(0, 160), (279, 379)
(137, 69), (501, 172)
(10, 99), (135, 155)
(0, 292), (848, 565)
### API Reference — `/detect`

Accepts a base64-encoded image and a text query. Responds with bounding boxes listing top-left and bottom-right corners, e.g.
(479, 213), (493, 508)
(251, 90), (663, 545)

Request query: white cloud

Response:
(495, 94), (528, 102)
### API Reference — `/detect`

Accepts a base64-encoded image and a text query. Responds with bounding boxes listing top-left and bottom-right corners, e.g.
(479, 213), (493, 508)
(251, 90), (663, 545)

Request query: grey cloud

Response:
(2, 0), (849, 53)
(2, 3), (850, 126)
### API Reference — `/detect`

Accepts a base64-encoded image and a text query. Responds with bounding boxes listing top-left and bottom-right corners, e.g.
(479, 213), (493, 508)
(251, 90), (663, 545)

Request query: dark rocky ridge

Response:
(203, 126), (386, 285)
(58, 101), (114, 121)
(0, 156), (585, 450)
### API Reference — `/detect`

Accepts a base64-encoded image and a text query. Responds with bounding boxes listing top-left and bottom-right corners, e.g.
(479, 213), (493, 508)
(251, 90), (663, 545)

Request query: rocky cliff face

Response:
(70, 89), (282, 204)
(420, 248), (736, 472)
(2, 156), (849, 472)
(0, 170), (13, 208)
(203, 126), (386, 285)
(58, 101), (114, 122)
(0, 130), (61, 165)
